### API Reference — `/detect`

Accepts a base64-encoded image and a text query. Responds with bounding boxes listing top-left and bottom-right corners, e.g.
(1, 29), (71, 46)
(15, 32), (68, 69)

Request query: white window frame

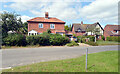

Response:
(39, 23), (43, 28)
(50, 24), (55, 29)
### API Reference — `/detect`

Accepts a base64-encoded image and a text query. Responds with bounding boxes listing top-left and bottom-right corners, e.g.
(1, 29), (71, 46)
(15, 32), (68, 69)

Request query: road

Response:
(2, 45), (119, 68)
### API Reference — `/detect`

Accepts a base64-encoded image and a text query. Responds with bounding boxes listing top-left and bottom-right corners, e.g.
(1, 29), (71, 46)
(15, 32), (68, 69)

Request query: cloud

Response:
(3, 0), (120, 26)
(21, 15), (33, 22)
(80, 0), (119, 24)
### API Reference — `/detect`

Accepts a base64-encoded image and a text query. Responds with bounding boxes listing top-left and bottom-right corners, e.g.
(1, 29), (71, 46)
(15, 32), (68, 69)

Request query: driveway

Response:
(2, 45), (119, 68)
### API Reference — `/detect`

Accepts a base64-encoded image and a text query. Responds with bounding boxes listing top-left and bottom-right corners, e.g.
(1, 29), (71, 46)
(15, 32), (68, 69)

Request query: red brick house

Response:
(104, 25), (120, 40)
(27, 12), (65, 35)
(68, 21), (104, 36)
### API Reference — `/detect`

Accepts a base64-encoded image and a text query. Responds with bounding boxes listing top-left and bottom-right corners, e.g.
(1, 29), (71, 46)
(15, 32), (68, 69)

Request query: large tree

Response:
(0, 11), (23, 38)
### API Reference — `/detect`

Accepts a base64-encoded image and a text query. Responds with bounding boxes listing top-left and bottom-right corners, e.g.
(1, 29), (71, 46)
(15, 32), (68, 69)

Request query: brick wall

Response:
(28, 22), (65, 34)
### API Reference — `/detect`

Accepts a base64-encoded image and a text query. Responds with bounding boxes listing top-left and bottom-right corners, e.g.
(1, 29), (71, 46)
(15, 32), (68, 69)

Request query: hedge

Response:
(3, 33), (70, 46)
(3, 34), (27, 46)
(106, 36), (120, 42)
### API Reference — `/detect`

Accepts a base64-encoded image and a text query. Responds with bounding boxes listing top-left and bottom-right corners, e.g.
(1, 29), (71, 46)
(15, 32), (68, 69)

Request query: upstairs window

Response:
(39, 23), (43, 28)
(116, 30), (119, 33)
(50, 24), (55, 29)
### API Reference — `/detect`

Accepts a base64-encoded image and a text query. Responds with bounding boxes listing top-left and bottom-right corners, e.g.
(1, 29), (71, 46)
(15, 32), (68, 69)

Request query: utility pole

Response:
(86, 48), (88, 71)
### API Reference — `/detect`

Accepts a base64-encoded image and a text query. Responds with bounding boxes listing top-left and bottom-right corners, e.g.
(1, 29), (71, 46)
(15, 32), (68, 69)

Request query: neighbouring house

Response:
(67, 21), (104, 39)
(27, 12), (65, 36)
(104, 25), (120, 40)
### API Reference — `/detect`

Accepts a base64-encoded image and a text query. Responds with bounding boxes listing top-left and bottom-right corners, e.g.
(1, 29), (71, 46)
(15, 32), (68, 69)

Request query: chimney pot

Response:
(45, 12), (49, 18)
(81, 21), (83, 25)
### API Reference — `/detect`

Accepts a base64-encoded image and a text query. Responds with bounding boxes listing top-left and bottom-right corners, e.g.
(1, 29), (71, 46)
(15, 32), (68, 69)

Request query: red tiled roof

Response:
(104, 25), (120, 36)
(105, 25), (120, 30)
(27, 17), (65, 23)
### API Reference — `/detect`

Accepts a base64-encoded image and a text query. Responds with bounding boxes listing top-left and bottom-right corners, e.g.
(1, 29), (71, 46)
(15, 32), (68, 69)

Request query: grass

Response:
(96, 41), (120, 45)
(3, 51), (118, 72)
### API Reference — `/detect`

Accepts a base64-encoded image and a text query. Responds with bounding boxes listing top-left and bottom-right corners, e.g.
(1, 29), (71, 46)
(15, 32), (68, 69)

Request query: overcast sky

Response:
(1, 0), (119, 28)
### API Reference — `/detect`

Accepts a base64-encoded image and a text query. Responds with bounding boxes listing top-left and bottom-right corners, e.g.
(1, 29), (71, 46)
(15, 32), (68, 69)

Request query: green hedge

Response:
(77, 35), (95, 43)
(106, 36), (120, 42)
(3, 33), (70, 46)
(3, 34), (27, 46)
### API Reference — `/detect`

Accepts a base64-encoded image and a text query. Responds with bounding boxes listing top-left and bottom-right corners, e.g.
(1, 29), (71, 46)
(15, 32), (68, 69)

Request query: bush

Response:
(66, 41), (79, 46)
(86, 36), (95, 42)
(101, 35), (105, 41)
(26, 33), (70, 46)
(3, 33), (70, 46)
(106, 36), (120, 42)
(26, 35), (50, 46)
(85, 41), (98, 46)
(49, 34), (70, 46)
(3, 34), (27, 46)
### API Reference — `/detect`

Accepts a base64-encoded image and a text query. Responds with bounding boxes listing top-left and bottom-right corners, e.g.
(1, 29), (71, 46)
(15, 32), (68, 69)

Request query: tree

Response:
(19, 22), (28, 34)
(64, 25), (69, 31)
(0, 11), (23, 38)
(64, 25), (72, 31)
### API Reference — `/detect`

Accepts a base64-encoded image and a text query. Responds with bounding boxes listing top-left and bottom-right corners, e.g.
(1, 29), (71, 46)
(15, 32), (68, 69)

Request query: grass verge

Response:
(96, 41), (120, 45)
(3, 51), (118, 72)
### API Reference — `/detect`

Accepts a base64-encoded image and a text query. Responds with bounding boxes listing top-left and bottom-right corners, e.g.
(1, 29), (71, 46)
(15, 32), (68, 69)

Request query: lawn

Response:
(96, 41), (120, 45)
(3, 51), (118, 72)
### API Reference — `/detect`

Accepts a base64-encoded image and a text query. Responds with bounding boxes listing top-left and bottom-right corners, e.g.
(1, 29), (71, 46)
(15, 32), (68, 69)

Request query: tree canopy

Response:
(0, 11), (28, 38)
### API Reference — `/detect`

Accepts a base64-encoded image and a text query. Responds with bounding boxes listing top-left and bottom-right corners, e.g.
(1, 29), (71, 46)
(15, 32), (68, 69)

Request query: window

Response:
(50, 24), (55, 29)
(39, 23), (43, 28)
(116, 30), (119, 33)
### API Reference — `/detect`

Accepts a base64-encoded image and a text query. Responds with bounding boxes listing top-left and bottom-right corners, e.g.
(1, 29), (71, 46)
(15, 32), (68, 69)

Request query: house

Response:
(69, 21), (104, 38)
(27, 12), (65, 36)
(104, 25), (120, 40)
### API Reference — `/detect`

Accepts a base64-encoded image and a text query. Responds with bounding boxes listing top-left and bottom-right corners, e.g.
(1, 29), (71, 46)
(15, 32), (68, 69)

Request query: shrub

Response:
(3, 34), (27, 46)
(66, 41), (79, 47)
(101, 35), (105, 41)
(85, 41), (98, 46)
(106, 36), (120, 42)
(49, 34), (70, 46)
(86, 36), (95, 42)
(47, 29), (51, 33)
(26, 35), (50, 46)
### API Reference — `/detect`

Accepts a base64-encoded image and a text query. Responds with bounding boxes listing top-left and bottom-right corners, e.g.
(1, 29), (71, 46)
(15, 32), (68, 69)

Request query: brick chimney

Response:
(81, 21), (83, 25)
(45, 12), (49, 19)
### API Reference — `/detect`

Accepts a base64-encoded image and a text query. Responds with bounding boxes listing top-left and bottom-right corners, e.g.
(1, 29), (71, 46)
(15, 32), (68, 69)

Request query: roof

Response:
(105, 25), (120, 30)
(27, 17), (65, 24)
(104, 25), (120, 36)
(72, 22), (103, 32)
(72, 23), (86, 31)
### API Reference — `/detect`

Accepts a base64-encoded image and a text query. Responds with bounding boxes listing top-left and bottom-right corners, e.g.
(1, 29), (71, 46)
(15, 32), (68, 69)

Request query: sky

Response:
(0, 0), (119, 28)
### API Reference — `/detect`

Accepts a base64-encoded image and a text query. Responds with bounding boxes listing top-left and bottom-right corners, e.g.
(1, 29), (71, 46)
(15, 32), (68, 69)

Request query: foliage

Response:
(101, 35), (105, 41)
(85, 41), (98, 46)
(3, 34), (27, 46)
(86, 35), (95, 42)
(77, 35), (95, 43)
(19, 22), (28, 34)
(49, 34), (70, 46)
(47, 29), (51, 33)
(66, 41), (79, 46)
(0, 11), (23, 38)
(106, 36), (120, 42)
(64, 25), (72, 31)
(73, 33), (76, 37)
(26, 35), (50, 46)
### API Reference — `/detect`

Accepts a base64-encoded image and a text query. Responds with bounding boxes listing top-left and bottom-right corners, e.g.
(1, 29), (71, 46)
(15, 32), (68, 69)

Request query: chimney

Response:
(45, 12), (49, 19)
(81, 21), (83, 25)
